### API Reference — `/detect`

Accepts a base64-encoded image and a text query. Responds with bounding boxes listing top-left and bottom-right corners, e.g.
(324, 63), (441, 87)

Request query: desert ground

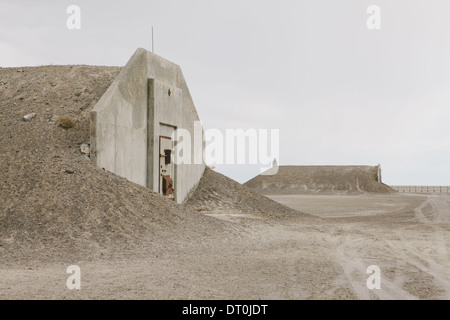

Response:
(1, 66), (449, 299)
(1, 192), (449, 299)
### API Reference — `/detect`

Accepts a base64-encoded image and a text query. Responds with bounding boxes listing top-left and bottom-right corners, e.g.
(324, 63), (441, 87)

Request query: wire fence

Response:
(390, 186), (450, 193)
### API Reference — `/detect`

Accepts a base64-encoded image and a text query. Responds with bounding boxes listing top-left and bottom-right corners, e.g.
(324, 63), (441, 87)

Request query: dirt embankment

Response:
(183, 167), (305, 219)
(0, 65), (237, 263)
(0, 65), (299, 264)
(244, 165), (395, 195)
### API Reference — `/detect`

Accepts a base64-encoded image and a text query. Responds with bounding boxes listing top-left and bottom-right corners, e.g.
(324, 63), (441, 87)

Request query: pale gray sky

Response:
(1, 0), (449, 185)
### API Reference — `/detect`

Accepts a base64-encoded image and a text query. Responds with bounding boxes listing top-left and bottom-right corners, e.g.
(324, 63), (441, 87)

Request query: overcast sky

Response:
(1, 0), (450, 185)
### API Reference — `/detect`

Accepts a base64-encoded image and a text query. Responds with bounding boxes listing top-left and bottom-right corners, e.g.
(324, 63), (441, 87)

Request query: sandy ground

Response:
(1, 193), (448, 300)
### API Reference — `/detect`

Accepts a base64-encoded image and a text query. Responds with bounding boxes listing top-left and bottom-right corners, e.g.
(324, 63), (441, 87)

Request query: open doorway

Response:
(159, 136), (174, 200)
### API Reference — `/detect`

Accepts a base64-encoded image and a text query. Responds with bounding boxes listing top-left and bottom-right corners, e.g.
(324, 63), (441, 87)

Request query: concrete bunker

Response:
(244, 165), (395, 195)
(90, 48), (205, 203)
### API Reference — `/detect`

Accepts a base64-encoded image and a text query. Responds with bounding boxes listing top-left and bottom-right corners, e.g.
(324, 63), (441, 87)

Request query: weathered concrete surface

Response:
(90, 48), (205, 203)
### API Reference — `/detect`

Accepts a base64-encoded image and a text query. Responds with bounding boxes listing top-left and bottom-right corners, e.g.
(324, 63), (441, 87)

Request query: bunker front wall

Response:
(90, 48), (205, 203)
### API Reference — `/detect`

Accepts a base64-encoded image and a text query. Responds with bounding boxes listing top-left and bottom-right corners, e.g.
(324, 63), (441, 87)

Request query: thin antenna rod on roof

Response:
(151, 26), (154, 53)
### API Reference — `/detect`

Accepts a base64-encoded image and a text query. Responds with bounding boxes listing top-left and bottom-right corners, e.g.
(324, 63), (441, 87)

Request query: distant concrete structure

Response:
(261, 158), (279, 176)
(245, 165), (395, 195)
(90, 48), (205, 203)
(391, 186), (450, 193)
(376, 164), (382, 183)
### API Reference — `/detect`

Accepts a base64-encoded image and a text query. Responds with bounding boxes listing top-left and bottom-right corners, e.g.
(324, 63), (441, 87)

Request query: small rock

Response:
(60, 105), (64, 108)
(23, 113), (36, 121)
(17, 69), (23, 73)
(80, 144), (90, 155)
(65, 168), (75, 174)
(45, 102), (49, 105)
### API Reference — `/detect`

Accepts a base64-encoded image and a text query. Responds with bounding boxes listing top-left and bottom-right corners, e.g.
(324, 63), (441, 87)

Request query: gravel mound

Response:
(184, 167), (305, 219)
(0, 65), (233, 263)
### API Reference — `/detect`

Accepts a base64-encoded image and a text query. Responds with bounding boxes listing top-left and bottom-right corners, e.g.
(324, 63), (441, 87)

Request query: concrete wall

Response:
(391, 186), (450, 193)
(90, 48), (205, 203)
(376, 164), (382, 183)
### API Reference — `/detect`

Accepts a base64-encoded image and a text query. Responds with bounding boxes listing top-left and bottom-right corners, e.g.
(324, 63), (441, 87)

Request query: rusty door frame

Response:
(158, 135), (173, 194)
